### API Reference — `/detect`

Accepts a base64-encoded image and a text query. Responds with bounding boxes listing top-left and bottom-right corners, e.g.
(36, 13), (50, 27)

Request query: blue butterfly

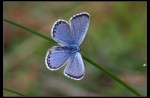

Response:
(45, 12), (90, 80)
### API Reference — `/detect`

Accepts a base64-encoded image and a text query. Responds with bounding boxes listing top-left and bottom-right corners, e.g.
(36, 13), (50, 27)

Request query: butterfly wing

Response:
(64, 52), (84, 80)
(51, 20), (73, 46)
(70, 12), (90, 45)
(45, 46), (71, 70)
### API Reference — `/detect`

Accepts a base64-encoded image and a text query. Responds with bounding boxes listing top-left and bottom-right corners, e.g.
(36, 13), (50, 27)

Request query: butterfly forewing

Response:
(70, 12), (90, 46)
(51, 20), (73, 46)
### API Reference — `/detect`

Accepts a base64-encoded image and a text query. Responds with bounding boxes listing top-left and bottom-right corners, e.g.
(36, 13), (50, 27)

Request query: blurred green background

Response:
(3, 1), (147, 96)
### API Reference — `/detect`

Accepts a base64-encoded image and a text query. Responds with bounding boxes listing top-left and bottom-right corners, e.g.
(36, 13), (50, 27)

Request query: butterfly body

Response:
(51, 45), (80, 53)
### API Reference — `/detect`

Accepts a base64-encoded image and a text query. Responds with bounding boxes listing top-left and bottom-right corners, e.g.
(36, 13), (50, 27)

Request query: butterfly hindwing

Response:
(64, 52), (84, 80)
(45, 46), (71, 70)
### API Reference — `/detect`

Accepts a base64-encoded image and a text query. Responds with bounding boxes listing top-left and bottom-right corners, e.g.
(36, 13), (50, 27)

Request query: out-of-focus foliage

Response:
(3, 2), (147, 96)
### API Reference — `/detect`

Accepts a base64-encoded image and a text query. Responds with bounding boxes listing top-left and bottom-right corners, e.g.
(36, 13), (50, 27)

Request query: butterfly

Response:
(45, 12), (90, 80)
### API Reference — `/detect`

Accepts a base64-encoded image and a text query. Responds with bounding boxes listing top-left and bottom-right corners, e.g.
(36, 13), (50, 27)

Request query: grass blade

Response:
(3, 18), (142, 96)
(3, 18), (56, 44)
(82, 56), (142, 96)
(3, 88), (26, 96)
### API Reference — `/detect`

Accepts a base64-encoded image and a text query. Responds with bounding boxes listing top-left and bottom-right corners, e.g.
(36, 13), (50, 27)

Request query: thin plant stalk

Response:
(3, 88), (26, 96)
